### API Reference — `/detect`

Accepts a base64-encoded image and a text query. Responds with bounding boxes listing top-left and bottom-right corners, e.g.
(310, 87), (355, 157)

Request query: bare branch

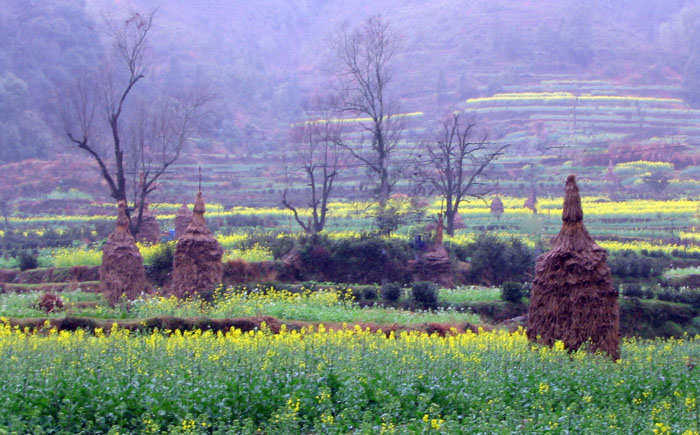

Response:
(330, 14), (403, 207)
(414, 113), (509, 235)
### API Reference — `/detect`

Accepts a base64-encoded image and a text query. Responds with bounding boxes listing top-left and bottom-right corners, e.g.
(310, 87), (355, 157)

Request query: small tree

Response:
(282, 105), (345, 234)
(59, 11), (210, 235)
(330, 15), (404, 209)
(414, 113), (508, 235)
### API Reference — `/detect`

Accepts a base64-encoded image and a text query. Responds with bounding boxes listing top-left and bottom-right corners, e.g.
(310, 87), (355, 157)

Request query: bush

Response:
(381, 282), (402, 302)
(657, 289), (676, 302)
(145, 243), (174, 287)
(411, 281), (438, 309)
(500, 281), (524, 303)
(362, 286), (378, 300)
(622, 283), (643, 298)
(325, 236), (411, 284)
(609, 251), (666, 279)
(18, 251), (39, 271)
(466, 234), (534, 285)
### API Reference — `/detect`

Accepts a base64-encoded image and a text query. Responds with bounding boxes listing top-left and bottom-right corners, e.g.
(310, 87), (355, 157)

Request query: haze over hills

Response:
(2, 0), (700, 205)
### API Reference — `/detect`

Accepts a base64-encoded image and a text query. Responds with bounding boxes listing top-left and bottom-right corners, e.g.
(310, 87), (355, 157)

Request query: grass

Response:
(0, 291), (114, 318)
(439, 286), (502, 304)
(0, 287), (480, 325)
(664, 267), (700, 279)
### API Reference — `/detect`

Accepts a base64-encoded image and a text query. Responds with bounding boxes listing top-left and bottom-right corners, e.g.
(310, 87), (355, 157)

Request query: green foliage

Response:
(362, 286), (378, 300)
(145, 243), (174, 288)
(466, 234), (534, 285)
(439, 286), (501, 304)
(18, 251), (38, 271)
(500, 281), (524, 303)
(411, 281), (438, 309)
(381, 282), (402, 302)
(52, 247), (101, 268)
(0, 324), (698, 433)
(609, 250), (664, 279)
(621, 283), (644, 298)
(0, 256), (18, 269)
(288, 234), (412, 284)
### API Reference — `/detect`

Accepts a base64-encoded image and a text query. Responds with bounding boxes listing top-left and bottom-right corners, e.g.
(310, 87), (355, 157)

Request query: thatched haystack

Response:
(171, 192), (223, 298)
(523, 191), (537, 213)
(135, 202), (160, 243)
(527, 175), (620, 359)
(409, 213), (454, 287)
(100, 201), (148, 304)
(490, 197), (504, 217)
(174, 202), (192, 239)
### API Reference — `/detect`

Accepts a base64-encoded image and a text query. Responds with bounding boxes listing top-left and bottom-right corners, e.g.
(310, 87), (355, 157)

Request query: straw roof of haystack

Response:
(527, 175), (620, 359)
(523, 191), (537, 213)
(171, 192), (223, 298)
(136, 202), (160, 243)
(99, 201), (148, 304)
(174, 202), (192, 239)
(410, 213), (453, 287)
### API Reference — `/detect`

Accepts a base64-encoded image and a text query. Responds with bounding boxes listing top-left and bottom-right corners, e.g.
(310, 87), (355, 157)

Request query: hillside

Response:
(2, 0), (700, 207)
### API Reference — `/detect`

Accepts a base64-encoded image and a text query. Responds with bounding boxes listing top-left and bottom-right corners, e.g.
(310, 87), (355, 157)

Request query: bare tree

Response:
(60, 11), (209, 235)
(414, 113), (508, 236)
(282, 107), (345, 234)
(331, 15), (403, 208)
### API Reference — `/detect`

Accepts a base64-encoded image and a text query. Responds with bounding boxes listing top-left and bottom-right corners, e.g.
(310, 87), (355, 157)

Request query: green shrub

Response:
(411, 281), (438, 309)
(500, 281), (524, 303)
(18, 251), (38, 271)
(622, 283), (643, 298)
(381, 282), (402, 302)
(291, 234), (411, 284)
(145, 244), (174, 287)
(608, 250), (665, 279)
(363, 286), (378, 300)
(466, 234), (534, 285)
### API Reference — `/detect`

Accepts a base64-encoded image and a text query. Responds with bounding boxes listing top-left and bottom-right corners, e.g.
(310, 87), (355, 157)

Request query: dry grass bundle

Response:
(171, 192), (223, 298)
(174, 202), (192, 239)
(527, 175), (620, 359)
(99, 201), (148, 304)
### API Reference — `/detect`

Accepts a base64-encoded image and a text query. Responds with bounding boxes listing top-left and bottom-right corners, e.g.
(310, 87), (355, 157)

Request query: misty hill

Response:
(2, 0), (700, 206)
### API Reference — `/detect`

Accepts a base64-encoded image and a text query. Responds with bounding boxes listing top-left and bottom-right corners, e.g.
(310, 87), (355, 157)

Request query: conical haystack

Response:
(523, 191), (537, 213)
(527, 175), (620, 359)
(136, 202), (160, 243)
(174, 202), (192, 239)
(100, 201), (148, 304)
(409, 213), (454, 287)
(171, 192), (223, 298)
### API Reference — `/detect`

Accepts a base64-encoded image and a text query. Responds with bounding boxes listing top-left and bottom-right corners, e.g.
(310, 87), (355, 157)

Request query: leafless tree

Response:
(414, 113), (508, 236)
(282, 106), (345, 234)
(330, 14), (403, 208)
(60, 11), (210, 235)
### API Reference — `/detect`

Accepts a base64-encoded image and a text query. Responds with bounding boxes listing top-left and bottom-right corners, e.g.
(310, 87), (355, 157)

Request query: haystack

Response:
(135, 202), (160, 243)
(171, 192), (223, 298)
(523, 191), (537, 213)
(100, 201), (148, 304)
(490, 197), (504, 218)
(527, 175), (619, 359)
(174, 202), (192, 239)
(409, 213), (454, 287)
